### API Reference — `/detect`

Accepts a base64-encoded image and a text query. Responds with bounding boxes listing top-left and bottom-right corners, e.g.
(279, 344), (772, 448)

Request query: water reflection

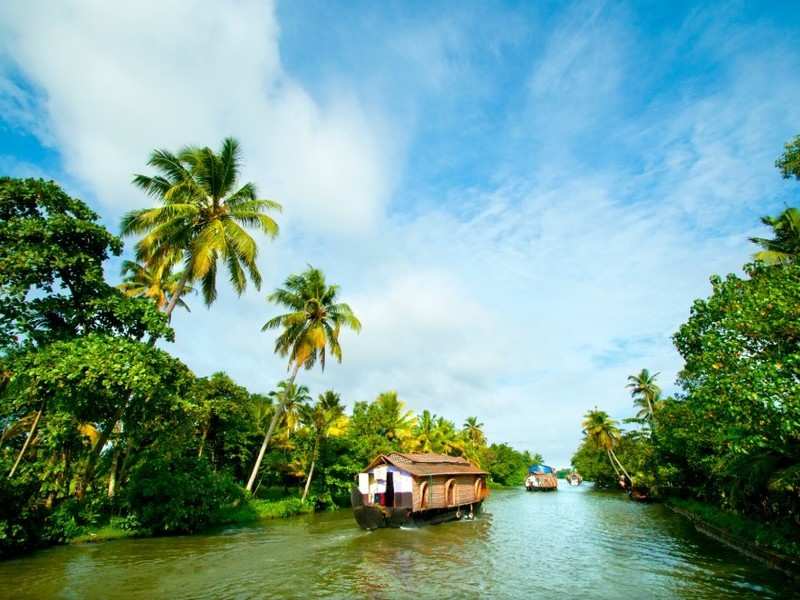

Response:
(0, 483), (793, 599)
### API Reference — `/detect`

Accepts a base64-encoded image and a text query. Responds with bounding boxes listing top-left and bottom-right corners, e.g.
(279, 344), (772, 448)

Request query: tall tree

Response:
(118, 259), (193, 317)
(299, 390), (344, 502)
(246, 267), (360, 492)
(373, 391), (415, 444)
(581, 408), (631, 482)
(463, 416), (486, 446)
(749, 208), (800, 265)
(626, 369), (661, 423)
(775, 134), (800, 180)
(0, 178), (170, 350)
(120, 137), (281, 320)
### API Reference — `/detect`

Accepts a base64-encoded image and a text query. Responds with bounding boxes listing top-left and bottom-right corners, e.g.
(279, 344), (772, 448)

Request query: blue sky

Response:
(1, 1), (799, 465)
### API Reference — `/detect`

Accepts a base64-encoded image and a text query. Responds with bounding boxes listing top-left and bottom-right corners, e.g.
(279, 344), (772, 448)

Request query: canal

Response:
(0, 483), (793, 599)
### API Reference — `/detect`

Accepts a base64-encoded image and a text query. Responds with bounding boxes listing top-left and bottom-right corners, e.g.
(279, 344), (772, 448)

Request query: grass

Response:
(215, 496), (313, 526)
(668, 498), (800, 558)
(71, 495), (314, 545)
(70, 518), (139, 544)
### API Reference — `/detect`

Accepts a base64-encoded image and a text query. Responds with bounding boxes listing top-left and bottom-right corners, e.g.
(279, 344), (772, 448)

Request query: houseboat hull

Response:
(525, 483), (557, 492)
(351, 487), (482, 530)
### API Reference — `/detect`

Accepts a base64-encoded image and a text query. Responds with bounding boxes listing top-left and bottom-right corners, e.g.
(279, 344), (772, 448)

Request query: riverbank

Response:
(666, 498), (800, 577)
(70, 497), (314, 546)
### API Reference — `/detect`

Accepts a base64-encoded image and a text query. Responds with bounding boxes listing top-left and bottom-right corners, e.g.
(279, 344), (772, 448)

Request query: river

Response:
(0, 483), (793, 599)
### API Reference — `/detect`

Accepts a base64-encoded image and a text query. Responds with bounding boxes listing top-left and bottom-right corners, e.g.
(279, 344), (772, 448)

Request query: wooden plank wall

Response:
(412, 474), (486, 511)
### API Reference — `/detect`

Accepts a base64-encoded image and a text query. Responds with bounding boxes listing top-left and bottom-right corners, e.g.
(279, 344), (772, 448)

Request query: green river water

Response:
(0, 483), (794, 599)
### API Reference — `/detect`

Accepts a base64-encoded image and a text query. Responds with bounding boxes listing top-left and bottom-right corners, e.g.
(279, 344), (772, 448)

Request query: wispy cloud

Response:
(0, 1), (798, 464)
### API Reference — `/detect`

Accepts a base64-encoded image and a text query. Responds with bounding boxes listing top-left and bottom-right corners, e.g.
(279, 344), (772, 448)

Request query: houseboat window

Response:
(474, 477), (484, 499)
(445, 478), (456, 506)
(419, 481), (429, 508)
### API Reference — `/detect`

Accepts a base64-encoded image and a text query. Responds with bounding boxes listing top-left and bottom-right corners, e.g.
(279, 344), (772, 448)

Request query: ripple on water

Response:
(0, 487), (794, 599)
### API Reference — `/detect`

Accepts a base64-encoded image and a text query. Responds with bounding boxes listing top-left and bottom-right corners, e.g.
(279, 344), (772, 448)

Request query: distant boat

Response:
(525, 464), (557, 491)
(351, 453), (489, 529)
(567, 471), (583, 486)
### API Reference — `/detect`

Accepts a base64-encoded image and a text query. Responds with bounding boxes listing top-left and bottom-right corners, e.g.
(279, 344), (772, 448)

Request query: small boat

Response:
(567, 471), (583, 486)
(525, 464), (558, 491)
(351, 452), (489, 530)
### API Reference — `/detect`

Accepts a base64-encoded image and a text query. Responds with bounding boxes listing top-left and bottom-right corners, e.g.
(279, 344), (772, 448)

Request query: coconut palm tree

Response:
(413, 410), (438, 453)
(118, 259), (194, 317)
(270, 381), (311, 438)
(581, 408), (631, 482)
(463, 416), (486, 446)
(121, 137), (281, 320)
(246, 266), (360, 492)
(749, 207), (800, 265)
(374, 391), (415, 444)
(626, 369), (661, 423)
(299, 390), (344, 502)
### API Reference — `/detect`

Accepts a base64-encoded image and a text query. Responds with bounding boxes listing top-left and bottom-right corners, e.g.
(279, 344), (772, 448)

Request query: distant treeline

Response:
(0, 141), (538, 559)
(572, 135), (800, 541)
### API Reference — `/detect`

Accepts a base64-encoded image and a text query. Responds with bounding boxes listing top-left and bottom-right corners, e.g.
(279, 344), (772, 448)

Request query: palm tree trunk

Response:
(107, 446), (120, 498)
(301, 459), (316, 502)
(198, 425), (209, 458)
(246, 362), (300, 493)
(301, 437), (320, 502)
(606, 449), (621, 477)
(163, 272), (190, 321)
(8, 406), (42, 478)
(609, 447), (632, 482)
(146, 271), (190, 346)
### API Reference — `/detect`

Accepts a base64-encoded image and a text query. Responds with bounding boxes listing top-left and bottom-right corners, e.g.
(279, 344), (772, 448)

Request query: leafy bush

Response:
(0, 473), (46, 558)
(125, 453), (243, 534)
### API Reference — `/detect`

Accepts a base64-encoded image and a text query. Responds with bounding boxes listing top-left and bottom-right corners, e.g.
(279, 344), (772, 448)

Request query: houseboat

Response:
(567, 471), (583, 486)
(524, 464), (558, 491)
(351, 452), (489, 529)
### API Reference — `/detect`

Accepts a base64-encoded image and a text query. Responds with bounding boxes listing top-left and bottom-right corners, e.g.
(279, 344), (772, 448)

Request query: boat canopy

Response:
(528, 464), (554, 474)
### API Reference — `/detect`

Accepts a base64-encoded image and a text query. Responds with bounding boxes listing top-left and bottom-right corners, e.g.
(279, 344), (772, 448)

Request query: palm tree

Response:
(270, 381), (311, 438)
(413, 410), (438, 453)
(299, 390), (344, 502)
(626, 369), (661, 423)
(118, 259), (194, 317)
(374, 391), (415, 444)
(463, 416), (486, 447)
(121, 137), (281, 320)
(246, 266), (360, 492)
(581, 408), (631, 482)
(749, 207), (800, 265)
(434, 417), (464, 456)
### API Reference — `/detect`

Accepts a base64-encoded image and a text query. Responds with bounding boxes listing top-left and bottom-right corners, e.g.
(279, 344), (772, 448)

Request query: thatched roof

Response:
(365, 452), (487, 477)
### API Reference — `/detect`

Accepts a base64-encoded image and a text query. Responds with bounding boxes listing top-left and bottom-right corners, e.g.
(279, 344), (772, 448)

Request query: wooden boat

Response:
(567, 471), (583, 486)
(351, 453), (489, 530)
(525, 464), (557, 491)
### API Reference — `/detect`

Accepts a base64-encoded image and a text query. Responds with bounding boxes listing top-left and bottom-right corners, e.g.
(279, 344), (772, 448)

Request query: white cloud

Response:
(1, 1), (799, 467)
(0, 0), (394, 233)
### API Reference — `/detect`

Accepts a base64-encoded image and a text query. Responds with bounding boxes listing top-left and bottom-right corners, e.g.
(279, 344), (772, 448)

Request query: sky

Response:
(1, 1), (799, 466)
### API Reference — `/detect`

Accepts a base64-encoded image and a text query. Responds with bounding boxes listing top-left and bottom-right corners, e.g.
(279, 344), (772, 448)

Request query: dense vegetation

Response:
(573, 135), (800, 547)
(0, 141), (537, 558)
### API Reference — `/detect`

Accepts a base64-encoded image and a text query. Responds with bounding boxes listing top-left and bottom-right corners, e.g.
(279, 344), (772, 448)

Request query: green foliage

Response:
(125, 453), (242, 534)
(750, 207), (800, 265)
(262, 266), (361, 372)
(664, 261), (800, 520)
(0, 469), (47, 558)
(775, 134), (800, 180)
(0, 177), (171, 349)
(122, 138), (281, 307)
(192, 372), (256, 476)
(669, 498), (800, 557)
(481, 443), (535, 486)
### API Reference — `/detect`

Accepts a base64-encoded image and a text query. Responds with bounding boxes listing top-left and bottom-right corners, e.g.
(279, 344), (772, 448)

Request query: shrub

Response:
(125, 453), (243, 534)
(0, 474), (46, 558)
